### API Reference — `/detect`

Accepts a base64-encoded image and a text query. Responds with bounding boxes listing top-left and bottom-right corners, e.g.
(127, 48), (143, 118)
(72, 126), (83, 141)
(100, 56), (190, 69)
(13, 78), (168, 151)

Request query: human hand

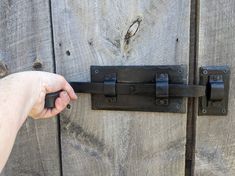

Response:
(2, 71), (77, 121)
(27, 71), (77, 119)
(0, 71), (77, 172)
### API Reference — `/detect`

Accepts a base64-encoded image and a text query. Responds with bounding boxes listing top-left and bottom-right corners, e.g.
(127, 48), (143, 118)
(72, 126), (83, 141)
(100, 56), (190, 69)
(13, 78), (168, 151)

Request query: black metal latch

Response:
(45, 65), (230, 116)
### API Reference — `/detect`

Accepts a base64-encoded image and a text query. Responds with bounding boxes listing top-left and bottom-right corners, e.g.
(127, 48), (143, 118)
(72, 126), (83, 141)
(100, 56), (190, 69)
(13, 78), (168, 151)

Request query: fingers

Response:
(48, 91), (70, 117)
(56, 91), (70, 111)
(35, 91), (71, 119)
(44, 74), (77, 100)
(63, 81), (77, 100)
(31, 73), (77, 119)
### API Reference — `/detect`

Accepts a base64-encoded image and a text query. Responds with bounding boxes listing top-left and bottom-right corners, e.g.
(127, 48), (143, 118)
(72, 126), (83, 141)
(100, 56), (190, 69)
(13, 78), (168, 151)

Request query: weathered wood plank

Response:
(195, 0), (235, 175)
(51, 0), (190, 175)
(0, 0), (61, 175)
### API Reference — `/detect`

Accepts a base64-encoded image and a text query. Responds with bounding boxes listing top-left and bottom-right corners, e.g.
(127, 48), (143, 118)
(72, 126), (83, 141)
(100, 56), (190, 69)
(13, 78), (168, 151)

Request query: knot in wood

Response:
(0, 61), (8, 78)
(33, 58), (43, 69)
(124, 18), (142, 45)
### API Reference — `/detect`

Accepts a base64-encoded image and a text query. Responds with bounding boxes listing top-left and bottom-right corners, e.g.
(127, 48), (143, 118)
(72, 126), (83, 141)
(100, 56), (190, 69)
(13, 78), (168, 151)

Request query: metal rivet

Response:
(33, 58), (43, 69)
(224, 69), (228, 74)
(202, 109), (207, 114)
(203, 70), (208, 75)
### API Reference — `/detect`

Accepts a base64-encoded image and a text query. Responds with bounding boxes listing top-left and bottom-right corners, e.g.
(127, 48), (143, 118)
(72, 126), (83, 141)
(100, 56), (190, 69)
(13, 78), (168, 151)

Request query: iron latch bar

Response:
(67, 82), (205, 97)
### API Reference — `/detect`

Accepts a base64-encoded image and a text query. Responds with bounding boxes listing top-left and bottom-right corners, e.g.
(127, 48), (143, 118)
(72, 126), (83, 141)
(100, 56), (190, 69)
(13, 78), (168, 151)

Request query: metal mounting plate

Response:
(198, 66), (230, 116)
(91, 65), (187, 113)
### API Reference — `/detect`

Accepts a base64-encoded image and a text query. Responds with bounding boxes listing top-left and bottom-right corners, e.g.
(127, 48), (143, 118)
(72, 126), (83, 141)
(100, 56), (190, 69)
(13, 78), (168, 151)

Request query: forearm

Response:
(0, 73), (40, 172)
(0, 71), (76, 173)
(0, 117), (18, 172)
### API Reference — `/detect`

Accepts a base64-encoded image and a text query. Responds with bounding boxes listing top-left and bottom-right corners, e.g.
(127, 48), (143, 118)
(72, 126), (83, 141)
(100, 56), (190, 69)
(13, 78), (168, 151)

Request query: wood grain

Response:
(51, 0), (190, 175)
(0, 0), (60, 175)
(195, 0), (235, 175)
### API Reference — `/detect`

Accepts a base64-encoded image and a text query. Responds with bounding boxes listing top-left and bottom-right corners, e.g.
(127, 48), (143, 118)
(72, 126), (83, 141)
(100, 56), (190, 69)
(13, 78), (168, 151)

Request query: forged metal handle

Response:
(45, 81), (207, 109)
(45, 91), (62, 108)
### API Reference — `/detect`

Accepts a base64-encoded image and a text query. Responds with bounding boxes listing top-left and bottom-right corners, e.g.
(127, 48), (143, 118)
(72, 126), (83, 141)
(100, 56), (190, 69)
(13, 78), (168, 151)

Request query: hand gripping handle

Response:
(44, 91), (62, 108)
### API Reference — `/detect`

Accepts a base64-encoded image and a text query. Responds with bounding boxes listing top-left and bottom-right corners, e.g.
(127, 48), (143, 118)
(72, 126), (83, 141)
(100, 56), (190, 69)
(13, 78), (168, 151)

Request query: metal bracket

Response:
(198, 66), (230, 116)
(91, 65), (191, 113)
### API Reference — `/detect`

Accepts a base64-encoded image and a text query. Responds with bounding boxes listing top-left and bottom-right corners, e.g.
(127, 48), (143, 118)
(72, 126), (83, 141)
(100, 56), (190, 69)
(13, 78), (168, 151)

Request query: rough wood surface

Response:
(195, 0), (235, 175)
(0, 0), (61, 175)
(51, 0), (190, 175)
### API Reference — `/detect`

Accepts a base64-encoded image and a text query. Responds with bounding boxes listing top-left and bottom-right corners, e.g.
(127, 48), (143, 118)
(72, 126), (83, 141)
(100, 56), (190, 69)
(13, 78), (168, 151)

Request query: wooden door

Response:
(195, 0), (235, 175)
(5, 0), (235, 175)
(51, 0), (191, 175)
(0, 0), (61, 175)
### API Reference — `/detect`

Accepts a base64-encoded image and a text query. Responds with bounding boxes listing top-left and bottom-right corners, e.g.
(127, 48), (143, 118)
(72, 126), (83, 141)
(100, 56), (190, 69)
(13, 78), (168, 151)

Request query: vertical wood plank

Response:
(196, 0), (235, 175)
(51, 0), (191, 175)
(0, 0), (61, 175)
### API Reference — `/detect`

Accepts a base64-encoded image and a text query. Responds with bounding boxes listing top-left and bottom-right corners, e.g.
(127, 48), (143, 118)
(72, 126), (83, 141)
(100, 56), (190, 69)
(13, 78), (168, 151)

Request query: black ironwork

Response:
(198, 66), (230, 116)
(45, 65), (230, 115)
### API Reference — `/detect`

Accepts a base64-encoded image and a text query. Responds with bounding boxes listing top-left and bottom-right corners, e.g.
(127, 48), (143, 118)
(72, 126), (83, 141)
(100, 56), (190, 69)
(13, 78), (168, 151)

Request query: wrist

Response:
(0, 72), (42, 128)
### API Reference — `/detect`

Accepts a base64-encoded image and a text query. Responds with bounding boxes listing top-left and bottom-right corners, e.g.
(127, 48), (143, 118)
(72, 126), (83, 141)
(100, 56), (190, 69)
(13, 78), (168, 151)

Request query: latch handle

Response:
(45, 91), (61, 108)
(45, 82), (206, 108)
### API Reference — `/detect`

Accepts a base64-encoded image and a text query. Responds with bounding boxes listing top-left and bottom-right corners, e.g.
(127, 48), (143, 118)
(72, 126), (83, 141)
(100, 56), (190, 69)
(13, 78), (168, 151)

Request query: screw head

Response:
(202, 109), (207, 114)
(222, 108), (226, 114)
(176, 104), (180, 110)
(95, 69), (99, 74)
(202, 70), (208, 75)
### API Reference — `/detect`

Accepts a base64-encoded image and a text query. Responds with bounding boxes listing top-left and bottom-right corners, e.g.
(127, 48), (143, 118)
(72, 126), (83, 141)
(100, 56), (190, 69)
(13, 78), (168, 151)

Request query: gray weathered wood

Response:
(52, 0), (191, 175)
(0, 0), (61, 175)
(195, 0), (235, 175)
